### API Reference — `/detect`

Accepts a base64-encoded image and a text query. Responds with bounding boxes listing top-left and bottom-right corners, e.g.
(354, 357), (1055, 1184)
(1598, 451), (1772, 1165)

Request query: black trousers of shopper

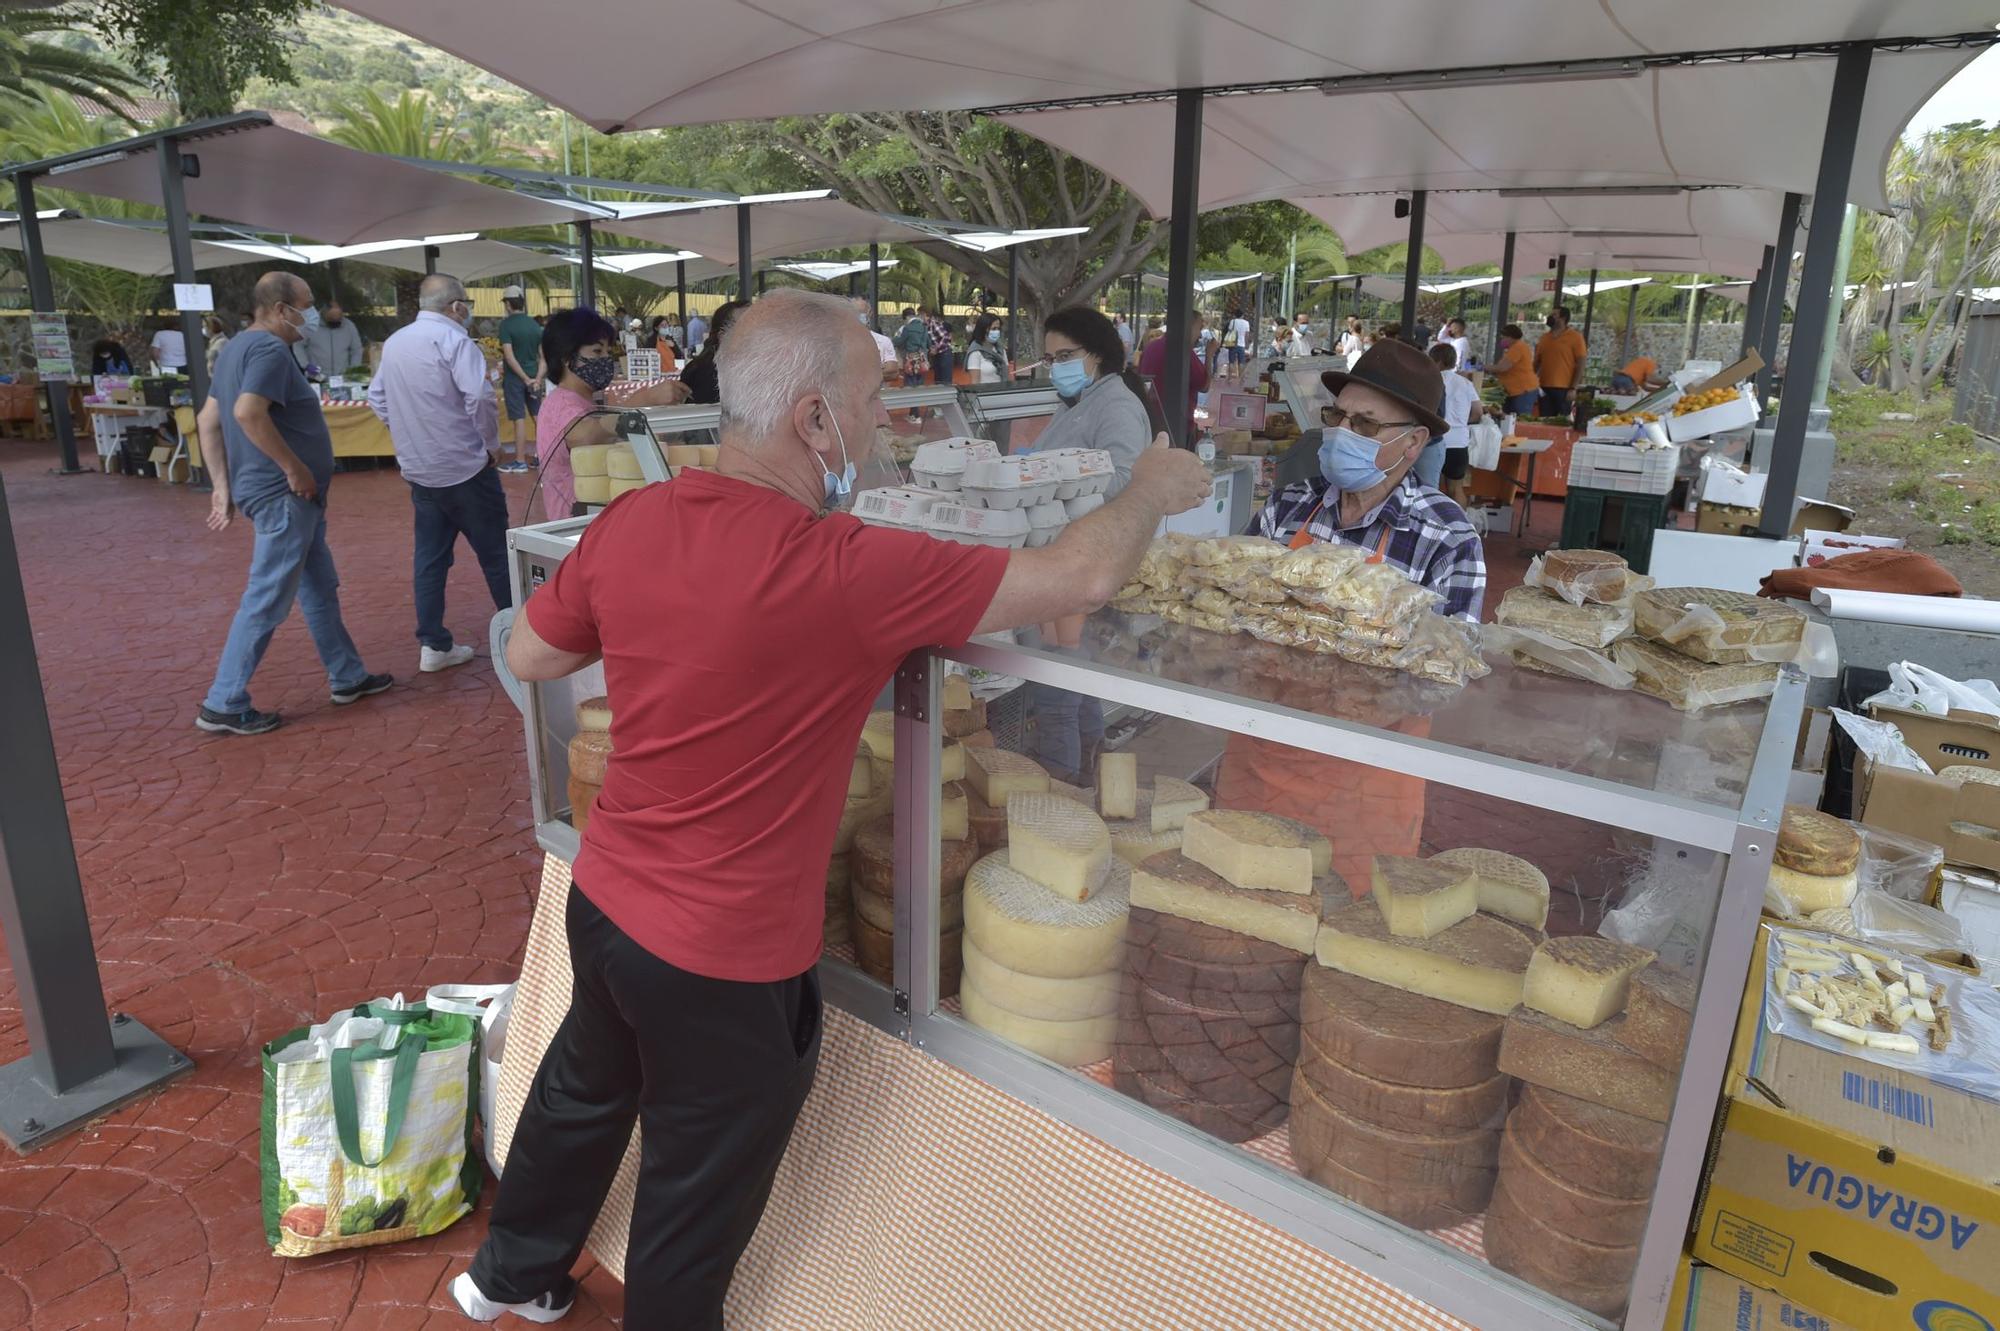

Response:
(409, 465), (513, 652)
(471, 885), (823, 1329)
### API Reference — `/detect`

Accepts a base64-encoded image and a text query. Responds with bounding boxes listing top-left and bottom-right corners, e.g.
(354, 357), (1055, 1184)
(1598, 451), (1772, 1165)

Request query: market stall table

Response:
(1486, 436), (1554, 538)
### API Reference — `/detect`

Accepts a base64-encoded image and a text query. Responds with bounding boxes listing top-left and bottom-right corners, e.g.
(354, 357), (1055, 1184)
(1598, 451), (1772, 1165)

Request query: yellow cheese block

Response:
(964, 747), (1051, 807)
(573, 473), (611, 505)
(1371, 856), (1478, 939)
(605, 443), (643, 480)
(960, 935), (1120, 1022)
(1523, 936), (1656, 1029)
(1006, 793), (1112, 903)
(568, 443), (612, 477)
(1149, 775), (1209, 832)
(607, 477), (646, 499)
(1315, 901), (1536, 1015)
(1097, 752), (1138, 820)
(1182, 810), (1315, 895)
(1129, 852), (1327, 954)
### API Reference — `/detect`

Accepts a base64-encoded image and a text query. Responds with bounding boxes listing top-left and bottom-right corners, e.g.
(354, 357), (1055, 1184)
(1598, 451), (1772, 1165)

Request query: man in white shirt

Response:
(1114, 314), (1134, 353)
(367, 273), (510, 674)
(1226, 311), (1251, 380)
(852, 297), (899, 381)
(1420, 342), (1485, 504)
(149, 320), (188, 375)
(1434, 318), (1474, 371)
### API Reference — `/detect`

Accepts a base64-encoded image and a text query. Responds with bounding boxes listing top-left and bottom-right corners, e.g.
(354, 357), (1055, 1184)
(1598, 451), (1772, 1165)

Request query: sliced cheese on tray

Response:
(1315, 901), (1536, 1015)
(963, 849), (1129, 978)
(1370, 855), (1477, 939)
(1006, 793), (1112, 902)
(1430, 847), (1550, 929)
(1523, 935), (1655, 1029)
(1182, 810), (1315, 895)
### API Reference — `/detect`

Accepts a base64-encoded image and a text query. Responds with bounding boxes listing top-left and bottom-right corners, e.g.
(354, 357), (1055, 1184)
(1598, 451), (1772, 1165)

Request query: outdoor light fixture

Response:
(1319, 59), (1641, 97)
(1394, 198), (1410, 220)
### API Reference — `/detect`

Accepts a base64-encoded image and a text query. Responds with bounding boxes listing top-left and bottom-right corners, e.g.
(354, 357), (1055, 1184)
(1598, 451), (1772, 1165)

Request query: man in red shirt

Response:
(452, 289), (1211, 1328)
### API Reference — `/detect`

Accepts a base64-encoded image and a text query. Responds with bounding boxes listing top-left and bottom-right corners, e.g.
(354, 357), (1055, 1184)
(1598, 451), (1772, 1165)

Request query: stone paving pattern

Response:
(0, 438), (1560, 1328)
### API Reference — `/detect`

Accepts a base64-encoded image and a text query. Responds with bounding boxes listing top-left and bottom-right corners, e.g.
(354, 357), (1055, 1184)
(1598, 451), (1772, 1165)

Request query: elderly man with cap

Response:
(1217, 338), (1486, 890)
(497, 283), (545, 472)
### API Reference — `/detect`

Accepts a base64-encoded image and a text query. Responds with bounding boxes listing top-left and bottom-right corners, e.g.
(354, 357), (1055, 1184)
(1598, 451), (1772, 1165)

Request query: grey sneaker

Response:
(330, 672), (394, 705)
(195, 706), (281, 736)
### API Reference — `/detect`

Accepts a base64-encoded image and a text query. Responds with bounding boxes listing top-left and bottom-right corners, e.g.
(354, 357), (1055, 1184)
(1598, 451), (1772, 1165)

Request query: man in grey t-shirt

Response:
(195, 272), (389, 736)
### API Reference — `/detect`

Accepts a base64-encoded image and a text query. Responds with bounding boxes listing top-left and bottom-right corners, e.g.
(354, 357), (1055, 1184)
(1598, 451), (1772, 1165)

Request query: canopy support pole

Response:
(1129, 272), (1140, 325)
(1399, 190), (1426, 343)
(1454, 285), (1467, 325)
(676, 260), (687, 330)
(1551, 254), (1568, 320)
(575, 220), (596, 309)
(422, 245), (438, 277)
(1741, 248), (1774, 360)
(0, 475), (188, 1153)
(157, 142), (211, 414)
(10, 180), (80, 474)
(1757, 191), (1803, 420)
(1252, 276), (1265, 352)
(1683, 283), (1702, 360)
(1619, 282), (1640, 366)
(1160, 88), (1203, 448)
(1581, 269), (1599, 351)
(1813, 205), (1857, 411)
(1329, 280), (1341, 340)
(1006, 243), (1020, 366)
(1759, 44), (1871, 539)
(1492, 231), (1516, 364)
(868, 244), (880, 332)
(736, 203), (752, 298)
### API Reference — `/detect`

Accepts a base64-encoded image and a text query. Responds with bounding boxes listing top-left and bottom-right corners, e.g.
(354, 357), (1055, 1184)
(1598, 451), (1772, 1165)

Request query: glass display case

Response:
(874, 614), (1800, 1331)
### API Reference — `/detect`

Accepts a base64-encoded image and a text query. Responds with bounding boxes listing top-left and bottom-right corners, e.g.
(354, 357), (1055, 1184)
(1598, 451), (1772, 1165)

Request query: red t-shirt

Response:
(526, 469), (1009, 982)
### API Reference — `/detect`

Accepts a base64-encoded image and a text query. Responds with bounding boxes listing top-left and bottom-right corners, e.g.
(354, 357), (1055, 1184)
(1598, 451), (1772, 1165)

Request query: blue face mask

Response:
(987, 328), (1002, 344)
(817, 408), (857, 506)
(1317, 425), (1400, 494)
(1049, 357), (1090, 399)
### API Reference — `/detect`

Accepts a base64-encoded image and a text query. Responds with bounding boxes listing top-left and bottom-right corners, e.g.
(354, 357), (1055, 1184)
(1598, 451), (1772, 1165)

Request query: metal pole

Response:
(676, 259), (687, 330)
(0, 475), (187, 1151)
(1689, 287), (1710, 361)
(1551, 254), (1568, 323)
(156, 141), (211, 413)
(1492, 231), (1517, 364)
(1006, 243), (1020, 365)
(1757, 44), (1872, 541)
(1757, 191), (1803, 418)
(1813, 204), (1858, 411)
(1741, 249), (1774, 359)
(1619, 282), (1640, 365)
(736, 202), (752, 298)
(1252, 277), (1265, 351)
(11, 179), (80, 474)
(1399, 190), (1426, 341)
(1581, 269), (1599, 353)
(1682, 282), (1702, 360)
(422, 245), (439, 277)
(1160, 88), (1203, 448)
(1454, 284), (1467, 326)
(868, 243), (880, 332)
(576, 219), (596, 309)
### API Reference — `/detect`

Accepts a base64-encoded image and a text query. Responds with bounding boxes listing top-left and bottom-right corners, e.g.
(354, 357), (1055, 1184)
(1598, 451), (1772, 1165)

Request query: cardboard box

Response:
(1800, 528), (1899, 568)
(1692, 349), (1765, 394)
(1702, 463), (1769, 509)
(1664, 1259), (1855, 1331)
(1692, 924), (2000, 1330)
(1698, 502), (1764, 536)
(1859, 706), (2000, 874)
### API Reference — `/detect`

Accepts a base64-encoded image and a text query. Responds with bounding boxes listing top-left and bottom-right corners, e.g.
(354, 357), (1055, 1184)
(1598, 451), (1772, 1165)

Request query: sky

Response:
(1903, 46), (2000, 137)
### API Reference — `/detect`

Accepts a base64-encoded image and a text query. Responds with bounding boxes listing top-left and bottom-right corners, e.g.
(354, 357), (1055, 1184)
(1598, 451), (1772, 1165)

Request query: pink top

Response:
(534, 385), (594, 520)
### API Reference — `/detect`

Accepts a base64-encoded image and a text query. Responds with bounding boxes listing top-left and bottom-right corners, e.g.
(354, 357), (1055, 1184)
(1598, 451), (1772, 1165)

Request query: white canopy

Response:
(0, 213), (299, 275)
(204, 232), (573, 282)
(39, 121), (590, 245)
(1564, 275), (1652, 297)
(578, 250), (738, 285)
(602, 194), (939, 263)
(334, 1), (1999, 136)
(1309, 272), (1549, 305)
(773, 258), (901, 282)
(1674, 279), (1756, 305)
(1141, 271), (1262, 294)
(935, 227), (1092, 253)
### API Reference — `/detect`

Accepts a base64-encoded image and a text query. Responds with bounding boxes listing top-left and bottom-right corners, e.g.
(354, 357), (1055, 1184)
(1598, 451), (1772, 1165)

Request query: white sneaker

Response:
(449, 1271), (576, 1324)
(420, 644), (476, 672)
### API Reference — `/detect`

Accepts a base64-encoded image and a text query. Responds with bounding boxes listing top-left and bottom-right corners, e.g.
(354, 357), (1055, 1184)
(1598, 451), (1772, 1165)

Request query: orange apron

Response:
(1216, 508), (1428, 897)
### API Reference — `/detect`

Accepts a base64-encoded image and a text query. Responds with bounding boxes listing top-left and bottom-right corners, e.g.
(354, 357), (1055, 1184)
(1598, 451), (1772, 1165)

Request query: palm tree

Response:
(327, 89), (527, 167)
(0, 9), (143, 117)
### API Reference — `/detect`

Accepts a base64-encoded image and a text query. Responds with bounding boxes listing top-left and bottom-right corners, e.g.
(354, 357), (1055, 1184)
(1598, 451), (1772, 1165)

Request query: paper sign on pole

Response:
(173, 282), (214, 312)
(30, 313), (75, 381)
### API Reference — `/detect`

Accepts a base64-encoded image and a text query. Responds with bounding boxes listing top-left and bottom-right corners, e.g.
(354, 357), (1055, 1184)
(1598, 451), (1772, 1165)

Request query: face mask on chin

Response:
(816, 406), (857, 508)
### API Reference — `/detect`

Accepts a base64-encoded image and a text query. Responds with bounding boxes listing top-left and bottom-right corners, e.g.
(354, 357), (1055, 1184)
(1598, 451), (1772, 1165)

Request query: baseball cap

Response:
(502, 284), (524, 300)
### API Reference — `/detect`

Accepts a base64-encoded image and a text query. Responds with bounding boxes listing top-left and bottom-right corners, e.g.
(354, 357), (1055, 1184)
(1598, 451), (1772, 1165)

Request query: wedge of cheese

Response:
(939, 781), (970, 844)
(1129, 852), (1327, 954)
(1371, 856), (1478, 939)
(1430, 847), (1550, 930)
(1522, 936), (1655, 1030)
(1315, 901), (1536, 1015)
(962, 849), (1129, 978)
(1006, 793), (1112, 903)
(1182, 810), (1315, 895)
(964, 747), (1051, 807)
(1108, 821), (1181, 867)
(574, 696), (612, 735)
(1098, 752), (1138, 820)
(1150, 775), (1210, 832)
(941, 673), (974, 711)
(860, 711), (896, 764)
(848, 745), (874, 798)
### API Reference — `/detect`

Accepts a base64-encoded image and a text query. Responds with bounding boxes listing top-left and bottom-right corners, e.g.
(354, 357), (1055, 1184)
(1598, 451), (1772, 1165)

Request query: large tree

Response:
(94, 0), (312, 120)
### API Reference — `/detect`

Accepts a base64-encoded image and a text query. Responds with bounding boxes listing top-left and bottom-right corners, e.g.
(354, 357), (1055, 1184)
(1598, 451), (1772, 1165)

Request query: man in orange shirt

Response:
(1612, 355), (1664, 394)
(1492, 323), (1539, 415)
(1534, 305), (1588, 417)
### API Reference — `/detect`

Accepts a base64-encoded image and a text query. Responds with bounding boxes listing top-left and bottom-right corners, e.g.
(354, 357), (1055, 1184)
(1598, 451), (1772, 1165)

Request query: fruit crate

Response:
(1567, 441), (1676, 495)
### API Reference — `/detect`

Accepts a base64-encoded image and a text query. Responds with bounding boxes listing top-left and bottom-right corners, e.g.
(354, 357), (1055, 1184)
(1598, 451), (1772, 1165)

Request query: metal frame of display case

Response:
(887, 640), (1802, 1331)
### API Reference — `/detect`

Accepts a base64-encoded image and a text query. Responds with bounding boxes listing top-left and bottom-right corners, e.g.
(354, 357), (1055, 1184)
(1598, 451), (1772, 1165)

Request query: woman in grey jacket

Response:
(1030, 306), (1164, 497)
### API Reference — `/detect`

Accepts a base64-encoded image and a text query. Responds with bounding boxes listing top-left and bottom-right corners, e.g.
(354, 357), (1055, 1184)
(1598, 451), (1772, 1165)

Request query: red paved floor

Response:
(0, 442), (626, 1329)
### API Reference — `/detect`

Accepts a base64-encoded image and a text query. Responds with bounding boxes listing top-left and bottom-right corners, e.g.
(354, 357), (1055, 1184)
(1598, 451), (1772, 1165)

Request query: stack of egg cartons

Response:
(899, 438), (1115, 550)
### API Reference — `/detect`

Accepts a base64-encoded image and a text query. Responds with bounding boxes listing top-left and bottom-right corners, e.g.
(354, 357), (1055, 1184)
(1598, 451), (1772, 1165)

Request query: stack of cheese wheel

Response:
(1116, 809), (1331, 1142)
(824, 855), (853, 950)
(1291, 965), (1508, 1225)
(606, 443), (646, 501)
(1766, 804), (1861, 916)
(566, 696), (613, 836)
(570, 444), (613, 506)
(1484, 1086), (1666, 1319)
(847, 812), (978, 997)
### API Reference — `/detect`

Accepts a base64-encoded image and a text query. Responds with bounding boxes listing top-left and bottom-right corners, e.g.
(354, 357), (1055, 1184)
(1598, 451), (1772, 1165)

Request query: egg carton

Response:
(853, 485), (945, 529)
(961, 454), (1059, 509)
(922, 503), (1030, 548)
(1036, 448), (1116, 500)
(910, 436), (1002, 492)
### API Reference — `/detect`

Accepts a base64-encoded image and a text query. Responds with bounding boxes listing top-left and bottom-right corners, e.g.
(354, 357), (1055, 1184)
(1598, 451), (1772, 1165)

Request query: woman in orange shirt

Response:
(1493, 323), (1539, 415)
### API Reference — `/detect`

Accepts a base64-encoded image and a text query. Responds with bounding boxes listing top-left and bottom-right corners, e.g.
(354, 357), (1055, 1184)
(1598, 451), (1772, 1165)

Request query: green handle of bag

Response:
(330, 1034), (425, 1168)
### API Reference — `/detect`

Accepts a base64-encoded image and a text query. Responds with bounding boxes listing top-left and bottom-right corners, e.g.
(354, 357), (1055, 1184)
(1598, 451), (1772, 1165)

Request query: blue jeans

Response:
(203, 494), (367, 713)
(1504, 390), (1540, 416)
(929, 350), (954, 385)
(411, 466), (513, 651)
(1608, 373), (1636, 393)
(1026, 682), (1104, 784)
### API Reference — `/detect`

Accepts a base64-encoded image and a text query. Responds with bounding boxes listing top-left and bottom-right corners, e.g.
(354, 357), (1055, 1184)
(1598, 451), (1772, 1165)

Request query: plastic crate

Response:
(1567, 441), (1676, 495)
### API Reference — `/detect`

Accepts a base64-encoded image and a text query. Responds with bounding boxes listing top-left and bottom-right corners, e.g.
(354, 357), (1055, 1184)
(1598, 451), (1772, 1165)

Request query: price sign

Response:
(30, 313), (74, 381)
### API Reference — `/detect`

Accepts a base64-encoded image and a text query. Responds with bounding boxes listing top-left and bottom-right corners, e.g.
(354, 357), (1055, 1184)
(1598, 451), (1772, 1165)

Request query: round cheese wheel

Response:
(1297, 1030), (1509, 1134)
(1485, 1172), (1638, 1306)
(605, 443), (643, 480)
(1766, 862), (1858, 915)
(568, 443), (611, 477)
(1299, 964), (1505, 1090)
(1296, 1141), (1492, 1232)
(574, 695), (612, 734)
(966, 789), (1009, 849)
(1512, 1084), (1665, 1200)
(1774, 804), (1861, 876)
(567, 730), (612, 786)
(1495, 1112), (1650, 1246)
(850, 815), (978, 902)
(847, 908), (961, 998)
(1288, 1068), (1500, 1189)
(851, 879), (963, 933)
(573, 473), (612, 505)
(960, 974), (1115, 1066)
(1127, 906), (1304, 972)
(608, 477), (647, 499)
(961, 936), (1119, 1021)
(1110, 1064), (1283, 1143)
(963, 850), (1128, 979)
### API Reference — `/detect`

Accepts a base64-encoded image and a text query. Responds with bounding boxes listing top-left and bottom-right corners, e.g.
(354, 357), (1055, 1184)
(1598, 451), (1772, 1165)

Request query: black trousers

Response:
(472, 885), (822, 1329)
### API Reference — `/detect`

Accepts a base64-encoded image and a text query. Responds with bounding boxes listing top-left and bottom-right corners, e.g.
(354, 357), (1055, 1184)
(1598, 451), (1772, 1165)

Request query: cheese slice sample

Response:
(1430, 847), (1550, 929)
(1006, 793), (1112, 903)
(1108, 822), (1181, 867)
(1098, 752), (1138, 820)
(961, 974), (1117, 1065)
(1129, 852), (1326, 954)
(960, 935), (1119, 1021)
(964, 747), (1051, 807)
(1315, 901), (1535, 1015)
(1182, 810), (1315, 895)
(848, 745), (874, 798)
(941, 673), (973, 711)
(1522, 935), (1655, 1029)
(1370, 856), (1477, 939)
(574, 695), (612, 735)
(1150, 775), (1210, 832)
(962, 849), (1129, 978)
(939, 782), (970, 844)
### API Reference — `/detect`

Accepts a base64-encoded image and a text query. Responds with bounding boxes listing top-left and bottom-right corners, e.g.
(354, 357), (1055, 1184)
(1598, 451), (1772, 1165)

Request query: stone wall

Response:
(1402, 320), (1786, 374)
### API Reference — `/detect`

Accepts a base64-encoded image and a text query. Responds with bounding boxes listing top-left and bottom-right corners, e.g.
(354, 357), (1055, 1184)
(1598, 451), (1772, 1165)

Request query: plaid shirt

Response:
(1254, 472), (1487, 620)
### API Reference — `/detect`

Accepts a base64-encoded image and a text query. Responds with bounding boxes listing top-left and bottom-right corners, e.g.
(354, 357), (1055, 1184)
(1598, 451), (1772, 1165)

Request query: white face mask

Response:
(815, 405), (856, 507)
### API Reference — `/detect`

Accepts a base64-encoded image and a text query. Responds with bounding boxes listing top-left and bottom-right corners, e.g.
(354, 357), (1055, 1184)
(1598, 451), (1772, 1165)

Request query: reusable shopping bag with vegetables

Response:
(260, 995), (482, 1256)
